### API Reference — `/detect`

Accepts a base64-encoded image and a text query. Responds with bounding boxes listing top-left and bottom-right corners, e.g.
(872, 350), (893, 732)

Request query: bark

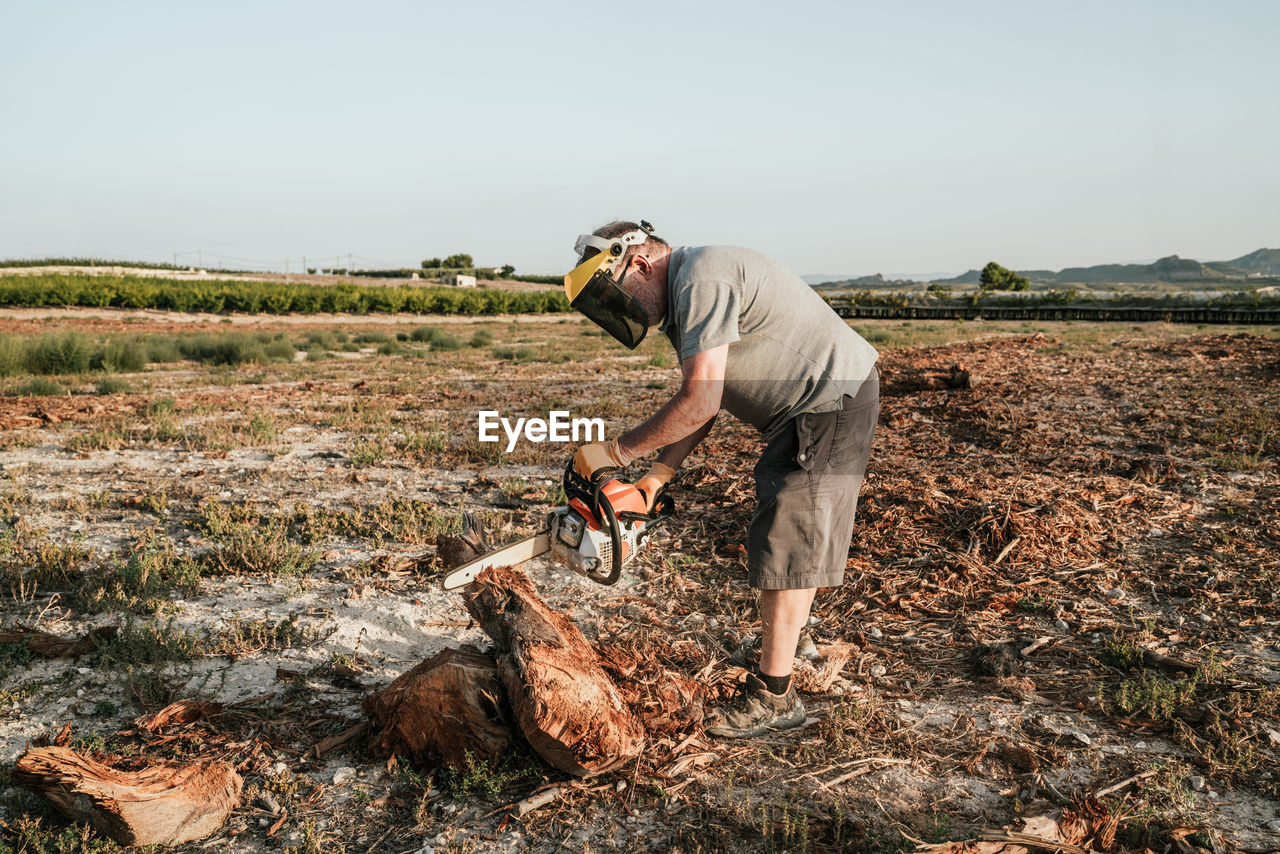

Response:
(362, 646), (511, 769)
(0, 625), (116, 658)
(14, 746), (242, 846)
(464, 567), (644, 776)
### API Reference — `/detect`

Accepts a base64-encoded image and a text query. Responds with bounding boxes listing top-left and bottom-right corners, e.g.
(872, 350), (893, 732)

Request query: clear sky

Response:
(2, 0), (1276, 277)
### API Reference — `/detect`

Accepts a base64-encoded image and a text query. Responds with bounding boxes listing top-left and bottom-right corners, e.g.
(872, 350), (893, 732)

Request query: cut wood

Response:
(363, 646), (511, 769)
(464, 567), (644, 776)
(0, 625), (116, 658)
(136, 699), (224, 733)
(15, 745), (242, 846)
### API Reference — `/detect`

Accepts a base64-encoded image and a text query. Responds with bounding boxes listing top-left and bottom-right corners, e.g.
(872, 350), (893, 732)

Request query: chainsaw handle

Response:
(619, 491), (674, 526)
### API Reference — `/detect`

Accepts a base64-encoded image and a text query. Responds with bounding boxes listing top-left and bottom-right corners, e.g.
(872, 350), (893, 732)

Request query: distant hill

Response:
(810, 248), (1280, 288)
(802, 272), (959, 285)
(1226, 247), (1280, 275)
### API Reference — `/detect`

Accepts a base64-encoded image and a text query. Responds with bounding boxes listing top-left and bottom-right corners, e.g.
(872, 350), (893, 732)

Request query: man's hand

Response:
(572, 438), (633, 481)
(635, 462), (675, 512)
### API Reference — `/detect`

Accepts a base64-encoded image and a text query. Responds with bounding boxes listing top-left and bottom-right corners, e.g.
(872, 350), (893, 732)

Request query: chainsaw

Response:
(441, 459), (674, 591)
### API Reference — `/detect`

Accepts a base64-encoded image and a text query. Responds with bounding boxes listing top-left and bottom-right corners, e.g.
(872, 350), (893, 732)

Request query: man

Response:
(567, 220), (880, 738)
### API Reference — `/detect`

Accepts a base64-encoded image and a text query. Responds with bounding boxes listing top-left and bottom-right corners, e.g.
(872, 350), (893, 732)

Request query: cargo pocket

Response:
(830, 397), (879, 475)
(831, 399), (873, 460)
(794, 410), (836, 472)
(793, 414), (815, 471)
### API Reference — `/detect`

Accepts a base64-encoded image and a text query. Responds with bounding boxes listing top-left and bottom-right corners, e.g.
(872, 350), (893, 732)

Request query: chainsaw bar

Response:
(441, 531), (550, 591)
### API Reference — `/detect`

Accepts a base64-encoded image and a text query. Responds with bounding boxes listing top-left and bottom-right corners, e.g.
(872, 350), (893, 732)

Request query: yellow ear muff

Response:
(563, 252), (612, 302)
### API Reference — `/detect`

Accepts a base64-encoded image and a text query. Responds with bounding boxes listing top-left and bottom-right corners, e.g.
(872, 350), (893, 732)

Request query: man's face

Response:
(614, 252), (668, 327)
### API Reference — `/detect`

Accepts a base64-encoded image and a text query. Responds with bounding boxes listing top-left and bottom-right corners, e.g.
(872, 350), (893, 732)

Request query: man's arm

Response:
(654, 413), (717, 469)
(618, 344), (727, 463)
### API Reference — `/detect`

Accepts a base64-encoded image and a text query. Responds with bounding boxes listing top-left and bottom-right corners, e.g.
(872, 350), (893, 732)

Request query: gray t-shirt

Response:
(661, 245), (879, 439)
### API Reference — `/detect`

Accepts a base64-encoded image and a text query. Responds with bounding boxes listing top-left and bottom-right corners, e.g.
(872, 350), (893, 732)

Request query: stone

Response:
(1188, 776), (1206, 791)
(1106, 588), (1126, 601)
(870, 665), (887, 678)
(868, 627), (883, 639)
(332, 767), (358, 786)
(1054, 620), (1069, 632)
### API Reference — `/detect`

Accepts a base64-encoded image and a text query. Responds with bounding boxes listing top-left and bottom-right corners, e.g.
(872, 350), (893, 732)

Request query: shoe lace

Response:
(723, 677), (761, 712)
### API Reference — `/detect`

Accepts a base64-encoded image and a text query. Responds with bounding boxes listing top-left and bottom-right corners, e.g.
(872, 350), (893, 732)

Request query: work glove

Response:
(573, 439), (633, 481)
(635, 462), (675, 512)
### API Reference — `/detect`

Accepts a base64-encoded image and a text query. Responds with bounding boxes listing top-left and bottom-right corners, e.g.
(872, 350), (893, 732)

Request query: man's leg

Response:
(757, 587), (816, 685)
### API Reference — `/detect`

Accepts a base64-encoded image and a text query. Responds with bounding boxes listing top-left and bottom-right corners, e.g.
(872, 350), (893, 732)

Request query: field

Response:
(0, 310), (1277, 853)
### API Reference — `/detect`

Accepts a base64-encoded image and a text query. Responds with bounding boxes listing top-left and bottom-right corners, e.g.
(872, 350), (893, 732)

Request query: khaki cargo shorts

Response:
(746, 366), (879, 590)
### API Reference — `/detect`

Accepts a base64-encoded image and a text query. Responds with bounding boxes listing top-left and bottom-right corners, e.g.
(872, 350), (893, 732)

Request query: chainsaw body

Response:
(550, 477), (650, 583)
(440, 460), (673, 590)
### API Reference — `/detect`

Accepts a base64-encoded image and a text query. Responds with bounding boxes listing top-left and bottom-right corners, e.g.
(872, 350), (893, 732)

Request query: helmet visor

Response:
(564, 257), (649, 349)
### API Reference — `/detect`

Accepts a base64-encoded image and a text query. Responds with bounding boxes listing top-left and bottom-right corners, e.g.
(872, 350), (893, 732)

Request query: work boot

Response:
(727, 627), (820, 668)
(705, 672), (806, 739)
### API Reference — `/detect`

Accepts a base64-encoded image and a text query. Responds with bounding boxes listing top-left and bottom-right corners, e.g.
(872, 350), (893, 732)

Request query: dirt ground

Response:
(0, 312), (1277, 853)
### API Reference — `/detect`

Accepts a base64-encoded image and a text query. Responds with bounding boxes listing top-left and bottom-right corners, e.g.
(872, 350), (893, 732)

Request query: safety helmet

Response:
(563, 221), (655, 349)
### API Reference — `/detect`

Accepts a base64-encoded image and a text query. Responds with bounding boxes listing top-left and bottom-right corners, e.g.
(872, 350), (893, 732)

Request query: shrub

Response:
(469, 330), (493, 347)
(0, 336), (27, 376)
(0, 273), (574, 316)
(98, 338), (147, 373)
(355, 331), (392, 344)
(12, 378), (64, 396)
(144, 336), (183, 363)
(96, 377), (131, 395)
(305, 330), (337, 349)
(410, 326), (439, 343)
(432, 334), (464, 351)
(211, 335), (268, 366)
(491, 345), (537, 362)
(28, 332), (92, 374)
(263, 338), (296, 362)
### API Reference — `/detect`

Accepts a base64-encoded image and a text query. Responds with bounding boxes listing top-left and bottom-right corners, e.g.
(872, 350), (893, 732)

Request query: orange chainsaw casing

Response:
(567, 479), (647, 563)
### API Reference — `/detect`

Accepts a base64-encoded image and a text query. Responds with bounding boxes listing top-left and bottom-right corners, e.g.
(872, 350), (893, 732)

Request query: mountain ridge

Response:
(809, 248), (1280, 287)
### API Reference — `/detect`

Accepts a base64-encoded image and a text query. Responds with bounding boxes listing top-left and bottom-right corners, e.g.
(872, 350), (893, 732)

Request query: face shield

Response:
(564, 226), (653, 349)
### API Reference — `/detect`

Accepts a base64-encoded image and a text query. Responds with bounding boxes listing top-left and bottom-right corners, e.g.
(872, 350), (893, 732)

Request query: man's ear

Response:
(631, 253), (653, 277)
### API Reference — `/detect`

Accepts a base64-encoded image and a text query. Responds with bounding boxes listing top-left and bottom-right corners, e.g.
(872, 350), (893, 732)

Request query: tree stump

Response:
(362, 646), (511, 769)
(464, 567), (644, 776)
(14, 746), (242, 846)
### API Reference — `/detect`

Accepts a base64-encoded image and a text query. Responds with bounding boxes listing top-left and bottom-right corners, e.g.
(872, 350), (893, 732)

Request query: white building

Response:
(442, 274), (477, 288)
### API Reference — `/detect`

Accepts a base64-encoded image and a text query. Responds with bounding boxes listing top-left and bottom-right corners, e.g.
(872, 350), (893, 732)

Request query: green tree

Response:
(421, 258), (442, 269)
(443, 253), (473, 268)
(500, 264), (515, 278)
(979, 261), (1030, 291)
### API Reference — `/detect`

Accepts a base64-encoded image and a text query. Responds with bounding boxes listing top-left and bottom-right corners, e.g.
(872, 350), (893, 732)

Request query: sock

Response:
(757, 671), (791, 695)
